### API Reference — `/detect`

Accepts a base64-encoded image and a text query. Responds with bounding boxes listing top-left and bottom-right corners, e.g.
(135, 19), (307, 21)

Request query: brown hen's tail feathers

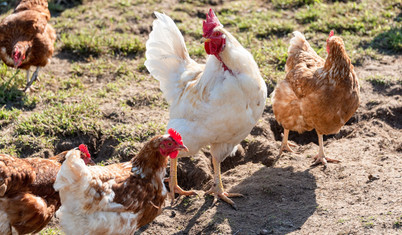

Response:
(288, 31), (310, 56)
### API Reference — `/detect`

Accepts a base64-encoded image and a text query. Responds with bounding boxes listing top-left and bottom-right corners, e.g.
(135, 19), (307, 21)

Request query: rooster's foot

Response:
(206, 188), (243, 210)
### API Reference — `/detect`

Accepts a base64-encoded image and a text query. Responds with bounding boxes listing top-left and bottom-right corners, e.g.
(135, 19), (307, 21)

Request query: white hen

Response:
(145, 9), (267, 209)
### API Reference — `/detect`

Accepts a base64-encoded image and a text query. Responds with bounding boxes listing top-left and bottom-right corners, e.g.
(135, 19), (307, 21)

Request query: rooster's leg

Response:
(24, 67), (40, 92)
(168, 157), (197, 204)
(312, 133), (340, 167)
(206, 156), (243, 210)
(279, 129), (296, 155)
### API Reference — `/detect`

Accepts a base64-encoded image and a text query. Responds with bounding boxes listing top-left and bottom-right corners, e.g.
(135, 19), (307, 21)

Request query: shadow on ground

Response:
(167, 166), (317, 235)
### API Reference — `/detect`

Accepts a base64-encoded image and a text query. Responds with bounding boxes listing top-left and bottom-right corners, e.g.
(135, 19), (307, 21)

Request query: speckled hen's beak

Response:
(177, 144), (189, 152)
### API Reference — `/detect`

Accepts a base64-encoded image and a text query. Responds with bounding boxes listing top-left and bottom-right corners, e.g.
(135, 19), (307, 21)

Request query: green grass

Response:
(60, 31), (145, 57)
(371, 27), (402, 52)
(15, 99), (100, 137)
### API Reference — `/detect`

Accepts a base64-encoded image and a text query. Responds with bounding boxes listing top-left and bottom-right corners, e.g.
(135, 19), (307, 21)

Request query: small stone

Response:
(368, 174), (380, 181)
(170, 211), (176, 218)
(260, 229), (268, 235)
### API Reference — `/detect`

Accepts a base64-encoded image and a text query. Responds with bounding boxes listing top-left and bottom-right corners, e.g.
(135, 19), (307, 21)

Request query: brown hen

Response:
(0, 146), (93, 234)
(272, 31), (360, 166)
(0, 0), (56, 92)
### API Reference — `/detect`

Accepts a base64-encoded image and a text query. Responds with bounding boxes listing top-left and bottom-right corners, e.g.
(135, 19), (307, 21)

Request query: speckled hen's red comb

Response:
(168, 128), (183, 145)
(78, 144), (91, 159)
(203, 8), (222, 38)
(329, 30), (334, 38)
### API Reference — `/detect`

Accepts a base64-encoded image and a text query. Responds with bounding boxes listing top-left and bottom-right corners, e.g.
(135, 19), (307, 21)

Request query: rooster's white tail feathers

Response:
(145, 12), (193, 104)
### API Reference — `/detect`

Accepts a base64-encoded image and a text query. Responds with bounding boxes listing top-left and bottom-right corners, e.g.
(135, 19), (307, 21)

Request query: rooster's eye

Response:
(213, 32), (220, 37)
(168, 142), (173, 146)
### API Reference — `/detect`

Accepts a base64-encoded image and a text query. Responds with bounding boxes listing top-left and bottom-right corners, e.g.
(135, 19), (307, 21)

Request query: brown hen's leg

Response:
(206, 157), (243, 210)
(279, 129), (297, 156)
(312, 133), (341, 167)
(24, 67), (40, 92)
(168, 157), (197, 204)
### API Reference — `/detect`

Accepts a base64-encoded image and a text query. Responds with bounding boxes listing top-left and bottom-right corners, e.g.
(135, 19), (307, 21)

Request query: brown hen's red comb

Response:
(329, 30), (334, 38)
(168, 128), (183, 145)
(13, 47), (19, 60)
(203, 8), (222, 37)
(78, 144), (91, 159)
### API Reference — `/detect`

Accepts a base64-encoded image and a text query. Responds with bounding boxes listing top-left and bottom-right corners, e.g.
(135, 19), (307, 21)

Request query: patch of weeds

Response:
(15, 99), (100, 137)
(126, 92), (167, 109)
(188, 42), (205, 58)
(0, 107), (21, 126)
(137, 58), (147, 73)
(295, 6), (320, 24)
(361, 216), (376, 228)
(371, 28), (402, 53)
(256, 21), (294, 38)
(272, 0), (320, 9)
(60, 32), (103, 57)
(39, 227), (64, 235)
(393, 215), (402, 229)
(337, 218), (347, 224)
(366, 75), (396, 87)
(0, 66), (37, 109)
(14, 135), (55, 157)
(60, 31), (145, 57)
(108, 35), (145, 56)
(61, 77), (84, 90)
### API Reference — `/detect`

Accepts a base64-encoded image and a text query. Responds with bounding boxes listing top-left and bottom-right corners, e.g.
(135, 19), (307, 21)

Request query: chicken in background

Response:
(272, 31), (360, 166)
(145, 9), (267, 209)
(0, 144), (93, 235)
(54, 129), (188, 235)
(0, 0), (56, 92)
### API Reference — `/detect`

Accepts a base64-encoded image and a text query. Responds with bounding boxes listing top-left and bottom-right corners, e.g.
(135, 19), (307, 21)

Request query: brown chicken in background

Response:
(0, 0), (56, 92)
(272, 31), (360, 166)
(0, 145), (93, 235)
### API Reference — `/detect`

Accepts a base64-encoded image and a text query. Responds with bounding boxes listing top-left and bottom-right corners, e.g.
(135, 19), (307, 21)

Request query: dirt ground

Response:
(1, 0), (401, 234)
(131, 56), (401, 235)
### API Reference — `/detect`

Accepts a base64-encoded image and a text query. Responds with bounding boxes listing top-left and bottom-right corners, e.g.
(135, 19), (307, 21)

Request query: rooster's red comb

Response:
(203, 8), (222, 38)
(78, 144), (91, 159)
(168, 128), (183, 145)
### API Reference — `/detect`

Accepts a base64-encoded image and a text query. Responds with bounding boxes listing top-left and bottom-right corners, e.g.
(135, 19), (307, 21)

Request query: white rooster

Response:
(145, 9), (267, 209)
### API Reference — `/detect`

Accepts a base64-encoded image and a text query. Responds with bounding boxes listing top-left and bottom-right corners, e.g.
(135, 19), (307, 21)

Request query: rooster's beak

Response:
(204, 38), (211, 43)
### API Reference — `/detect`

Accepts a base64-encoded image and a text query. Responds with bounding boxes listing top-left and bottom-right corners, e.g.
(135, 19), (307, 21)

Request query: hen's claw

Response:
(24, 67), (40, 92)
(279, 142), (297, 155)
(279, 129), (297, 156)
(312, 154), (340, 167)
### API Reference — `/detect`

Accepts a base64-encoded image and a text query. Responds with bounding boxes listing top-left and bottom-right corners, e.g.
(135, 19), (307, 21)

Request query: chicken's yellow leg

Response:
(312, 133), (340, 167)
(206, 157), (243, 210)
(279, 129), (297, 155)
(168, 157), (197, 204)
